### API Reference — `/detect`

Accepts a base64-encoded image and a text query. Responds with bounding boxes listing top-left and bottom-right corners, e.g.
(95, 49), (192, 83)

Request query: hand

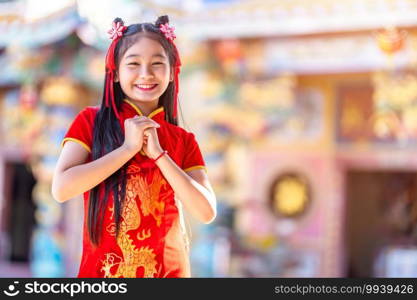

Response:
(142, 127), (164, 159)
(122, 116), (160, 154)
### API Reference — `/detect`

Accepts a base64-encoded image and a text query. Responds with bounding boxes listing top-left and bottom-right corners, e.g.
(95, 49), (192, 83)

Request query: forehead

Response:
(122, 37), (167, 59)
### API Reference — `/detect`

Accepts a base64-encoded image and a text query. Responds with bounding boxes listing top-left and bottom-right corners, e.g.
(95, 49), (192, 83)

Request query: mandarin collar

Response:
(122, 99), (165, 122)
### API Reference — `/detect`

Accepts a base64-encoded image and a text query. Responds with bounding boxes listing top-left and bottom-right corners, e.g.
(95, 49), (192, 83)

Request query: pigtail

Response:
(154, 15), (181, 120)
(155, 15), (169, 27)
(114, 17), (124, 25)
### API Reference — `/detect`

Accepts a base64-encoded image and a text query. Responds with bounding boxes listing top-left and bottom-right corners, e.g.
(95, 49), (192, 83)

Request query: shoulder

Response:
(66, 106), (100, 133)
(73, 105), (100, 125)
(63, 106), (100, 153)
(79, 105), (100, 118)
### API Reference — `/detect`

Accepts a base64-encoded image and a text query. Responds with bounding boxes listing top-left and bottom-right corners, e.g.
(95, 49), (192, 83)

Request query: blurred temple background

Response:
(1, 0), (417, 277)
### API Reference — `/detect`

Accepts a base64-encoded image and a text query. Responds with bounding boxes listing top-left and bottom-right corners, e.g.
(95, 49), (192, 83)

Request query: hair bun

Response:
(155, 15), (169, 27)
(113, 17), (124, 25)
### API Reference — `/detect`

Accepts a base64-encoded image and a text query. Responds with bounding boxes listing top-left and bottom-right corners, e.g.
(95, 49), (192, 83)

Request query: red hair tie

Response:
(104, 21), (127, 120)
(158, 22), (181, 119)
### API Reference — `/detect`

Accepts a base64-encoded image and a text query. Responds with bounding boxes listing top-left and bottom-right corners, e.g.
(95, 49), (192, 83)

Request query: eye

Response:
(128, 62), (139, 66)
(152, 62), (163, 65)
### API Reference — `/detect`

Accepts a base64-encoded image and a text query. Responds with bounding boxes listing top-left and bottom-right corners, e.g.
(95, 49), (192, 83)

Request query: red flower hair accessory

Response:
(159, 23), (176, 42)
(108, 21), (126, 40)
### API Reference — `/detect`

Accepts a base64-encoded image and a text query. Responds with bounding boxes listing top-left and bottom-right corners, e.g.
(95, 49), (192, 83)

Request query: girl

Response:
(52, 15), (216, 278)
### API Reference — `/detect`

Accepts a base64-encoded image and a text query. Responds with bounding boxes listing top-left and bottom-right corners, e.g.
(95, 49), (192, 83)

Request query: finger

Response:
(125, 116), (144, 125)
(143, 128), (156, 136)
(150, 119), (160, 127)
(140, 122), (160, 131)
(128, 116), (146, 123)
(133, 117), (160, 127)
(132, 117), (159, 125)
(144, 127), (158, 134)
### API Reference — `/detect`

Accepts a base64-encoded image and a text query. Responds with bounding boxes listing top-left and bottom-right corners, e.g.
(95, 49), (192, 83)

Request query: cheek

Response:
(156, 67), (170, 81)
(118, 69), (135, 85)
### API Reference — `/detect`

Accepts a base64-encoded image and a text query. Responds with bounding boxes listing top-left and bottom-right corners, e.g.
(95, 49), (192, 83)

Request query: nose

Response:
(139, 65), (154, 80)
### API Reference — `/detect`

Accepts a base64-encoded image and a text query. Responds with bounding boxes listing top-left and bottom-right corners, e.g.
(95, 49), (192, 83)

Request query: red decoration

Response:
(107, 22), (127, 40)
(159, 23), (176, 42)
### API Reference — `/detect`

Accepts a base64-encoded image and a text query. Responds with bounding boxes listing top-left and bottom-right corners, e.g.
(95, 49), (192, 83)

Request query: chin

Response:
(129, 95), (160, 103)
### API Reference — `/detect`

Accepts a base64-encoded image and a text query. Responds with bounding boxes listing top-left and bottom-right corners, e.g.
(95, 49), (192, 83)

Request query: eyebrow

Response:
(125, 54), (167, 59)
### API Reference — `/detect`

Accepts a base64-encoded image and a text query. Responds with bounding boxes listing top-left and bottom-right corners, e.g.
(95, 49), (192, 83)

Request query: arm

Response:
(52, 116), (160, 203)
(143, 127), (216, 224)
(156, 155), (216, 224)
(51, 141), (137, 203)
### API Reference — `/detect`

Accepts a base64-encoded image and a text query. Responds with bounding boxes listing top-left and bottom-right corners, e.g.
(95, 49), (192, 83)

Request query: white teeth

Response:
(137, 84), (156, 88)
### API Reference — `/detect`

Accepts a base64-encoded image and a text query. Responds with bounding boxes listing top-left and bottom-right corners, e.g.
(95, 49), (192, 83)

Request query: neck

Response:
(127, 99), (159, 116)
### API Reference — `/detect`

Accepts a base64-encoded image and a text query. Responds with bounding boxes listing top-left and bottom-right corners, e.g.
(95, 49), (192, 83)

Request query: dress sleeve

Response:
(182, 132), (207, 173)
(61, 107), (96, 153)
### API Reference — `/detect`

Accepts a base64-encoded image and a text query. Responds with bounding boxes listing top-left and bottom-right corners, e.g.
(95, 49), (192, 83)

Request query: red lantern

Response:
(213, 39), (242, 62)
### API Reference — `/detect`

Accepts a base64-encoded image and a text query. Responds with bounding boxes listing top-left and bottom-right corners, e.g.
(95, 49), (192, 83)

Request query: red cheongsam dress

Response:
(61, 99), (206, 278)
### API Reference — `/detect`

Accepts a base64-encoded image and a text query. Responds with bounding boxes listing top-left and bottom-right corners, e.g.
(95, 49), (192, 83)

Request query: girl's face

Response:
(117, 37), (172, 105)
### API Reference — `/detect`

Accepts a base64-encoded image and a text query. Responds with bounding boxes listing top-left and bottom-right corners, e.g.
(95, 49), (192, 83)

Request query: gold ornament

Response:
(270, 173), (310, 218)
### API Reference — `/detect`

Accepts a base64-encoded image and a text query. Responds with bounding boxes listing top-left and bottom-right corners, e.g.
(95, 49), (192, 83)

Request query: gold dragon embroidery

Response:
(137, 229), (151, 240)
(101, 165), (171, 278)
(136, 170), (169, 227)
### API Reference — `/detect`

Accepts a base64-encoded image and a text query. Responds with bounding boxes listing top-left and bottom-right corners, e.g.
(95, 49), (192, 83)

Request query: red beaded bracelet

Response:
(152, 150), (168, 163)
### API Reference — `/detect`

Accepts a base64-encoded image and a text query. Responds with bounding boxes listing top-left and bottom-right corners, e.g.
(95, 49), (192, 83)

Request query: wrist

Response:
(121, 143), (138, 156)
(152, 150), (168, 163)
(150, 148), (164, 160)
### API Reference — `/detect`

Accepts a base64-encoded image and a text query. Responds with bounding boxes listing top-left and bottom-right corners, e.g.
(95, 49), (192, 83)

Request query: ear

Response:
(114, 72), (119, 83)
(169, 69), (174, 82)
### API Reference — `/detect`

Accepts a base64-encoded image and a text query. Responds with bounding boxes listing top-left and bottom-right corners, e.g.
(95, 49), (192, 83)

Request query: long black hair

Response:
(88, 15), (180, 246)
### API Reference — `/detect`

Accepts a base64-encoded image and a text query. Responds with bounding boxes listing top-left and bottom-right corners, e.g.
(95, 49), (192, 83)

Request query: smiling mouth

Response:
(135, 84), (158, 91)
